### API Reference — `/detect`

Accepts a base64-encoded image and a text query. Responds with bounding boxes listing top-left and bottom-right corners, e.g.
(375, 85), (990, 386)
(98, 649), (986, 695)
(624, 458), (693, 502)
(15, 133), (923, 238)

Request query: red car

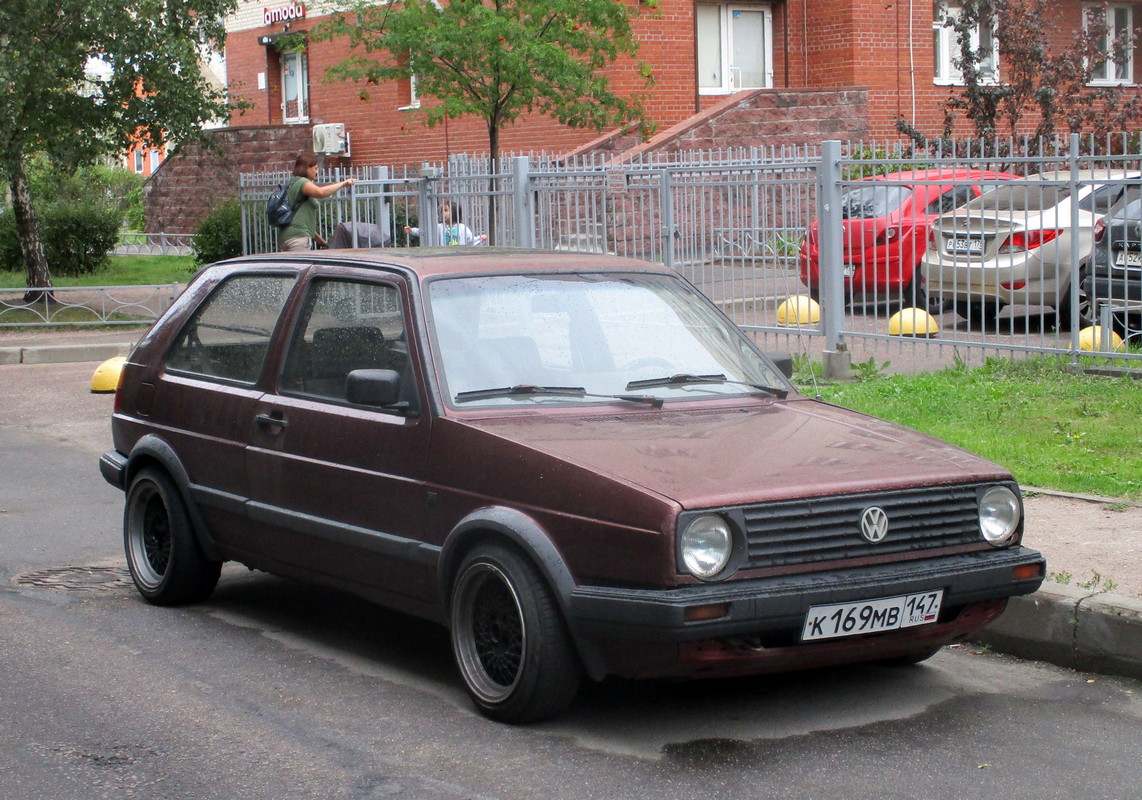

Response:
(800, 169), (1015, 307)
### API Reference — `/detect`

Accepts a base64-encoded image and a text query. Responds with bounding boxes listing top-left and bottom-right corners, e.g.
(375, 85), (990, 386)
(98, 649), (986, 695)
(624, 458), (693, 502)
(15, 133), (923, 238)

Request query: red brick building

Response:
(222, 0), (1141, 165)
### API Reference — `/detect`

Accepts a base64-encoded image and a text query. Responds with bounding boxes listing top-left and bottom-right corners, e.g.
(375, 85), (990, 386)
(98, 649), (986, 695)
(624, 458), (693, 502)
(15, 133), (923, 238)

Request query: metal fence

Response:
(0, 284), (180, 327)
(112, 232), (196, 256)
(238, 136), (1142, 375)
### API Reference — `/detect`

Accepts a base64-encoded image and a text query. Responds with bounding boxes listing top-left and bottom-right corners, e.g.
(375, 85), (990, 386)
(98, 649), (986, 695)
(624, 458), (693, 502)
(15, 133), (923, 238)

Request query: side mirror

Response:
(346, 369), (404, 408)
(767, 352), (794, 379)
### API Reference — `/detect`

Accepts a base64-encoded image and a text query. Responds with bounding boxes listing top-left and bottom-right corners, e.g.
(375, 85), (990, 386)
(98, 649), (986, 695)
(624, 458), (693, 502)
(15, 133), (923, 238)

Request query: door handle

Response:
(255, 412), (289, 429)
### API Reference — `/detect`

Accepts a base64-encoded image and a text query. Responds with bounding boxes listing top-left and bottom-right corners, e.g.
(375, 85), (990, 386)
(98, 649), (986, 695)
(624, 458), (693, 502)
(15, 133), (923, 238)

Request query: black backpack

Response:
(266, 180), (304, 228)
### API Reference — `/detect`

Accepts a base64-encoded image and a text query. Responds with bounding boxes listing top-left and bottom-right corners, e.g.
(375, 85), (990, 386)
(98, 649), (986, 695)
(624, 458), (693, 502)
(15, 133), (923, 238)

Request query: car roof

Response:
(1014, 169), (1141, 182)
(215, 247), (673, 281)
(859, 168), (1010, 182)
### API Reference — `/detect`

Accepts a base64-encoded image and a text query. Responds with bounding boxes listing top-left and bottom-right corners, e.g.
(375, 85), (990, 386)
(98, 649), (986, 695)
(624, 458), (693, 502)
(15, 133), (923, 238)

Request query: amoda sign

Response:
(263, 3), (306, 25)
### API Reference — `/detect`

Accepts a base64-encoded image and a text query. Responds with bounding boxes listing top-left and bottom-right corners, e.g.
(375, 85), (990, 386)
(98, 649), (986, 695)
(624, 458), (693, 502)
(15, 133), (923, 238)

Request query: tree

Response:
(901, 0), (1142, 153)
(316, 0), (655, 240)
(0, 0), (238, 297)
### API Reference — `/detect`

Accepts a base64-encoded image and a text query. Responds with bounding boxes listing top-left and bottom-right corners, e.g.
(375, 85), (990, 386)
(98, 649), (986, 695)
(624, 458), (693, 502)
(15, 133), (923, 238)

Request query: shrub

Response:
(191, 199), (243, 266)
(0, 200), (121, 277)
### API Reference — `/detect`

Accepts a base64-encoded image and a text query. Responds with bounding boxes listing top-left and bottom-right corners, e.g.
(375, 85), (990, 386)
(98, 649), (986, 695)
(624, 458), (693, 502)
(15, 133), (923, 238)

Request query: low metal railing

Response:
(112, 233), (195, 256)
(0, 284), (181, 327)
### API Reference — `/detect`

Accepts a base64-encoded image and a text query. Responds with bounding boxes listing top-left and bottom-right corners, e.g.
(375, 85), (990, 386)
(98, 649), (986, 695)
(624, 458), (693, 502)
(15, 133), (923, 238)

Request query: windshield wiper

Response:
(455, 384), (663, 407)
(624, 373), (788, 399)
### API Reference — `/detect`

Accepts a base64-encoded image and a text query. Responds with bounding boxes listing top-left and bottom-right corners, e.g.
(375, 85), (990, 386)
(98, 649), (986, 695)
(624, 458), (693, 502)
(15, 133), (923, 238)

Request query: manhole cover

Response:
(14, 566), (133, 592)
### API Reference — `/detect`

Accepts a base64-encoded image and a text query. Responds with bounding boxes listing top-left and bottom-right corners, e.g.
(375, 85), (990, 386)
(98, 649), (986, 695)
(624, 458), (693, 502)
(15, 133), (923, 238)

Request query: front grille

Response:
(739, 484), (987, 570)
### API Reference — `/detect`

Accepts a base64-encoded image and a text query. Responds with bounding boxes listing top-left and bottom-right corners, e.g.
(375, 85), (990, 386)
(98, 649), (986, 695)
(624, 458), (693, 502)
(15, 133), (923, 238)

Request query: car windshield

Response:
(963, 183), (1070, 212)
(427, 272), (789, 408)
(840, 185), (912, 219)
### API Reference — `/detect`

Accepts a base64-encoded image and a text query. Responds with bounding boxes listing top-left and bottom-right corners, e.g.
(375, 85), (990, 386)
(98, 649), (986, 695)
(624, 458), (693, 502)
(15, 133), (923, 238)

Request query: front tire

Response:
(124, 468), (221, 606)
(450, 544), (582, 723)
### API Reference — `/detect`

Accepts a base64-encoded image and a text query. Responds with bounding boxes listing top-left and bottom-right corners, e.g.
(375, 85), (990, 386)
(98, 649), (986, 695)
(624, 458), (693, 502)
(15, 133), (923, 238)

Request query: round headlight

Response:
(979, 486), (1021, 546)
(680, 515), (733, 579)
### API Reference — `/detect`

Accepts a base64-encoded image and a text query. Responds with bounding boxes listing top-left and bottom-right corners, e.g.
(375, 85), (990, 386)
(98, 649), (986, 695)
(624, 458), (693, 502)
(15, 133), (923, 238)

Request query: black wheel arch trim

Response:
(122, 435), (223, 562)
(439, 506), (608, 680)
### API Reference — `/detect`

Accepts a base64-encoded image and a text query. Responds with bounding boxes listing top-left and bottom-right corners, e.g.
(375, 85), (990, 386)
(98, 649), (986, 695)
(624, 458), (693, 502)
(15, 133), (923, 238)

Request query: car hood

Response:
(455, 397), (1010, 509)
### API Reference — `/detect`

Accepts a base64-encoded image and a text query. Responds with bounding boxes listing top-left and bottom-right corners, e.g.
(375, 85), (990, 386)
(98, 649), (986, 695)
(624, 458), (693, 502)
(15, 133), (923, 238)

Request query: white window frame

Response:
(933, 1), (999, 86)
(399, 74), (421, 111)
(281, 48), (310, 124)
(1085, 3), (1134, 85)
(697, 3), (773, 96)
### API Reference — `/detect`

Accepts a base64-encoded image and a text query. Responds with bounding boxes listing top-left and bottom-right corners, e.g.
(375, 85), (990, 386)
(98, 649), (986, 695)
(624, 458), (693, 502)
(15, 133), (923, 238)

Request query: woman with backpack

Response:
(280, 153), (356, 252)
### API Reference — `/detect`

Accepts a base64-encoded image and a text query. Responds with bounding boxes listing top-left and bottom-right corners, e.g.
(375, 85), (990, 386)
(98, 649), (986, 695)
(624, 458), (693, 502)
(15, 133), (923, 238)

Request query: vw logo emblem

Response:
(860, 507), (890, 543)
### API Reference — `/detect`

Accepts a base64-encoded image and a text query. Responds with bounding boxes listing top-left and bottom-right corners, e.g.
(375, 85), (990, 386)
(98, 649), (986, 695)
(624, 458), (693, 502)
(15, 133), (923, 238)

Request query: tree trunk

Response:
(487, 123), (499, 246)
(7, 158), (54, 303)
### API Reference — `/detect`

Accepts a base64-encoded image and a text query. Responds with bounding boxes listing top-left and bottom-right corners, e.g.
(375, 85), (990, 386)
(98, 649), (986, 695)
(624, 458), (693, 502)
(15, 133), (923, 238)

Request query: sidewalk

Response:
(0, 326), (142, 365)
(2, 327), (1140, 683)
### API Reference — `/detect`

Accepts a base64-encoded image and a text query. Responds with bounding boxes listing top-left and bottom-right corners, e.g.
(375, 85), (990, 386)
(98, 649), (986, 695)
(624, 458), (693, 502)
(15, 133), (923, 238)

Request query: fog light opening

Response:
(685, 603), (730, 622)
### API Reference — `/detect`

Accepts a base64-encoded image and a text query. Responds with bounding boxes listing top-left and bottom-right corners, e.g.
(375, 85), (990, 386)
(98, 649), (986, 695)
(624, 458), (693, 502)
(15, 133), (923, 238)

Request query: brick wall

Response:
(613, 88), (869, 159)
(144, 125), (312, 233)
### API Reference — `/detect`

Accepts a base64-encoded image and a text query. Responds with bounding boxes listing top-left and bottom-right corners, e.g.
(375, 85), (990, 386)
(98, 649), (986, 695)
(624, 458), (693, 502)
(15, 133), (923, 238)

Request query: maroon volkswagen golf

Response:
(100, 249), (1044, 722)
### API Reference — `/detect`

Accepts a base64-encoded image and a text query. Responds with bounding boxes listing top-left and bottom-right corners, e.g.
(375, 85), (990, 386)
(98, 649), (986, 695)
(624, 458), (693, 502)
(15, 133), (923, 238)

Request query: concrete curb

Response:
(0, 342), (134, 365)
(976, 584), (1142, 681)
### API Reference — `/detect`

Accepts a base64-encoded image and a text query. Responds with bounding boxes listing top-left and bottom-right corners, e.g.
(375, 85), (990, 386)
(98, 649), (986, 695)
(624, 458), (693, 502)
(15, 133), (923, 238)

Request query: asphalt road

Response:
(1, 362), (1141, 800)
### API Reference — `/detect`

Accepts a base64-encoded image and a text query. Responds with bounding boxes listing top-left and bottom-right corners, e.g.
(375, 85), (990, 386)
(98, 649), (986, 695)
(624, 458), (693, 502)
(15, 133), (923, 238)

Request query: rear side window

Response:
(925, 185), (975, 215)
(840, 185), (912, 218)
(165, 274), (296, 384)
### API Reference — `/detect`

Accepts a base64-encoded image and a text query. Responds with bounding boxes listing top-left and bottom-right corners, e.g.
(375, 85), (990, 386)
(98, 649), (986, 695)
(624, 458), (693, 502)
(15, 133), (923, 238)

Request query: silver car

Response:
(918, 170), (1139, 329)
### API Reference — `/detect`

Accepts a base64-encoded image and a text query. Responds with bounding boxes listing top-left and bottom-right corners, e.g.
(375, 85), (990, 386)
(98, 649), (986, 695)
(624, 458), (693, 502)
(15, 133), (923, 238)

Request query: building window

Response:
(133, 149), (145, 173)
(399, 74), (421, 110)
(150, 149), (162, 173)
(697, 4), (772, 95)
(281, 49), (310, 123)
(1085, 3), (1134, 84)
(933, 1), (998, 85)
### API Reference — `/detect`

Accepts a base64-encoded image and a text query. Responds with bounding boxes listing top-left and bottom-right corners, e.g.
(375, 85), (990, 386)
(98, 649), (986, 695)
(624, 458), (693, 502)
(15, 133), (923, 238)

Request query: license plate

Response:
(1114, 250), (1142, 268)
(948, 237), (984, 254)
(843, 263), (857, 278)
(801, 590), (943, 641)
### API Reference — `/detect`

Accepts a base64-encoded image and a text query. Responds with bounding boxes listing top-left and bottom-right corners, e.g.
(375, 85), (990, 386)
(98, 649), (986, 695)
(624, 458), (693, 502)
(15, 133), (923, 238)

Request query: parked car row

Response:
(801, 169), (1142, 335)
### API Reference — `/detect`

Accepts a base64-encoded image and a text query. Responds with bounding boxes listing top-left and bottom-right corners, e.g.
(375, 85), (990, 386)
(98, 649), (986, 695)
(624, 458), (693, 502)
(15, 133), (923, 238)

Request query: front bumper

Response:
(568, 547), (1044, 677)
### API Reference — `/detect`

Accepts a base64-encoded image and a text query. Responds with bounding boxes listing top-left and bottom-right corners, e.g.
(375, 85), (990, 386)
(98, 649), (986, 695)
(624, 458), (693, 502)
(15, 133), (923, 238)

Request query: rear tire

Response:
(124, 468), (221, 605)
(450, 543), (582, 723)
(1057, 266), (1093, 332)
(962, 300), (1000, 328)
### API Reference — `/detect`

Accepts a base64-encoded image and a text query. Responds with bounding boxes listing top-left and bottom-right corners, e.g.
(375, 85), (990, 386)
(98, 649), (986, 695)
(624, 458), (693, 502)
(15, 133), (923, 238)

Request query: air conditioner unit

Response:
(312, 123), (350, 156)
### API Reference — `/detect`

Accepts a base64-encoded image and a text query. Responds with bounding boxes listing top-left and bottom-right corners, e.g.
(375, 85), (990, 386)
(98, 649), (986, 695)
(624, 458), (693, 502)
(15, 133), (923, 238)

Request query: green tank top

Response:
(281, 177), (318, 242)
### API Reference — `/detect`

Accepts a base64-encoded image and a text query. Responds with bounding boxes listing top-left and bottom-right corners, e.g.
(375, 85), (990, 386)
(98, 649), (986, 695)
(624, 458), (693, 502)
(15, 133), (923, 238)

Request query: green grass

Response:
(0, 254), (196, 288)
(806, 357), (1142, 500)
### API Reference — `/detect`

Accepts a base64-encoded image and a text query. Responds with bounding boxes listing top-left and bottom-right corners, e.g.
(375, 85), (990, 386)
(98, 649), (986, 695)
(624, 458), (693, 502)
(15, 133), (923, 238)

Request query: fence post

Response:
(512, 156), (536, 248)
(1067, 132), (1082, 359)
(661, 170), (676, 270)
(418, 165), (440, 246)
(817, 140), (850, 378)
(240, 174), (251, 256)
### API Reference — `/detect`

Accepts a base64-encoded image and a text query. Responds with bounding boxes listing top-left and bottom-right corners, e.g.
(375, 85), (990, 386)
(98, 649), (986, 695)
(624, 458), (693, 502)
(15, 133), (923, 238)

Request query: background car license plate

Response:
(948, 237), (983, 254)
(801, 590), (943, 641)
(1114, 250), (1142, 267)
